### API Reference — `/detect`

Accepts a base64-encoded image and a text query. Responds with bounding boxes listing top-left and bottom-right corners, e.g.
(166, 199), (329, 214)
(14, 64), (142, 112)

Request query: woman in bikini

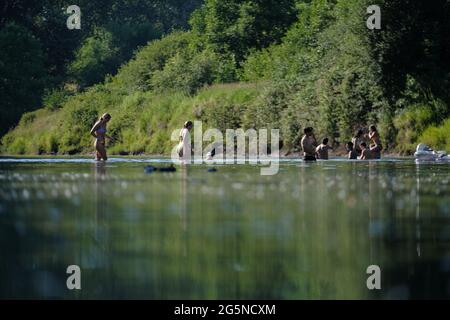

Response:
(368, 125), (382, 159)
(90, 113), (114, 161)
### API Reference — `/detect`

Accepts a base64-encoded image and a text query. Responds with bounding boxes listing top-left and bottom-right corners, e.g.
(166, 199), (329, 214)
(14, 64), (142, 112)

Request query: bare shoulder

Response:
(91, 120), (101, 131)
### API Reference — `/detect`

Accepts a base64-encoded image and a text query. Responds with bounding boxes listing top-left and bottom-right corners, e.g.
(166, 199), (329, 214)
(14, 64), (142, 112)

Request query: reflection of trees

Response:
(373, 162), (450, 299)
(0, 166), (70, 298)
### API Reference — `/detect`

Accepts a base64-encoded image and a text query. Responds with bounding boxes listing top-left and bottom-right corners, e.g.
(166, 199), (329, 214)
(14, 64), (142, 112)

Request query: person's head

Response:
(184, 121), (193, 130)
(100, 113), (111, 123)
(355, 129), (363, 138)
(346, 141), (354, 151)
(304, 127), (314, 136)
(322, 138), (329, 145)
(360, 142), (367, 150)
(369, 125), (377, 133)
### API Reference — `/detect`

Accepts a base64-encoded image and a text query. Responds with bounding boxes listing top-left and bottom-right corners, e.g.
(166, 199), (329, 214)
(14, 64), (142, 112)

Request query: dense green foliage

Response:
(0, 0), (202, 135)
(2, 0), (449, 155)
(0, 23), (48, 134)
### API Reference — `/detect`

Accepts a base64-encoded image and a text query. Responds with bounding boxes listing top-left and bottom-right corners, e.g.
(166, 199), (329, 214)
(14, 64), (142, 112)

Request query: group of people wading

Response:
(90, 114), (382, 162)
(301, 125), (382, 161)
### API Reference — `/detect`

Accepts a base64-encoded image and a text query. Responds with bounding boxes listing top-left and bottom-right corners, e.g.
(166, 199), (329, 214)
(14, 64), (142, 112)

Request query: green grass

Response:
(419, 118), (450, 152)
(1, 83), (261, 156)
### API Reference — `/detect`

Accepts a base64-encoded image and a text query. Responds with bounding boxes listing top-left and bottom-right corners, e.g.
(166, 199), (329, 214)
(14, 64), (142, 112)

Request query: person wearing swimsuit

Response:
(358, 142), (373, 160)
(351, 129), (364, 156)
(176, 121), (193, 162)
(301, 127), (318, 161)
(90, 113), (113, 161)
(368, 125), (382, 159)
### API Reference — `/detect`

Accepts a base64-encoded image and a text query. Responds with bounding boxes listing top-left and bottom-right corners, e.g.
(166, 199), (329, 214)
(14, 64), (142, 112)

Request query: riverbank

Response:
(0, 150), (408, 160)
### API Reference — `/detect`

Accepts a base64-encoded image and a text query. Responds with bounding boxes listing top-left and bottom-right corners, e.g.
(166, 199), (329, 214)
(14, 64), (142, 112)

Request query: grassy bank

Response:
(2, 0), (449, 156)
(0, 82), (263, 156)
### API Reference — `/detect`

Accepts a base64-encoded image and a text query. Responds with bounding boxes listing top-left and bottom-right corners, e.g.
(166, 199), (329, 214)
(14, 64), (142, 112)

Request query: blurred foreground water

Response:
(0, 157), (449, 299)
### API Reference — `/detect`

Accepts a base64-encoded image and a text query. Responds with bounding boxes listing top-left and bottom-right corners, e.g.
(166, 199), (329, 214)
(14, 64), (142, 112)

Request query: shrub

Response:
(68, 28), (120, 88)
(43, 89), (69, 111)
(393, 105), (436, 154)
(419, 118), (450, 151)
(19, 112), (37, 126)
(8, 138), (27, 155)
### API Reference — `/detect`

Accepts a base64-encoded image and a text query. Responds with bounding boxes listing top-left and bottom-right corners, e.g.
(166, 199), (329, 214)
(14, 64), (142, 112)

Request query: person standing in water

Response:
(177, 121), (193, 162)
(90, 113), (113, 161)
(368, 125), (382, 159)
(315, 138), (333, 160)
(346, 141), (358, 159)
(358, 142), (373, 160)
(351, 129), (364, 156)
(301, 127), (318, 161)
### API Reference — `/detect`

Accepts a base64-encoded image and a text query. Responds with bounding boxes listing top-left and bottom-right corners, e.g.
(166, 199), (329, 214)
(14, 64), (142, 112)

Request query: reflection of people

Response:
(179, 166), (188, 257)
(93, 162), (107, 244)
(346, 141), (357, 159)
(176, 121), (193, 162)
(90, 113), (114, 161)
(301, 127), (318, 161)
(368, 125), (382, 159)
(315, 138), (332, 160)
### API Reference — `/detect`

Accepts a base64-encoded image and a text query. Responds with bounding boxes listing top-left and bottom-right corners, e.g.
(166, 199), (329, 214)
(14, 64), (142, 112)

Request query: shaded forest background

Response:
(1, 0), (449, 155)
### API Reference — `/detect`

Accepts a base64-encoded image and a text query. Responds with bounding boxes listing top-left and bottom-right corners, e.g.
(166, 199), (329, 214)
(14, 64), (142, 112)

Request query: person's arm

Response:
(358, 150), (365, 160)
(301, 137), (306, 153)
(312, 136), (318, 148)
(90, 121), (100, 138)
(105, 134), (115, 141)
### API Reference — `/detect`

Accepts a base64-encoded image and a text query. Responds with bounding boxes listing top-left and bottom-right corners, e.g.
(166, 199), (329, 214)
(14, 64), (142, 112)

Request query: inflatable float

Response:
(414, 143), (450, 162)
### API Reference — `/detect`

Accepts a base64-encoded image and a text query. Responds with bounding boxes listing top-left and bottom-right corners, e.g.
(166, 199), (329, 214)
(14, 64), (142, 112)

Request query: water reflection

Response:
(0, 160), (449, 299)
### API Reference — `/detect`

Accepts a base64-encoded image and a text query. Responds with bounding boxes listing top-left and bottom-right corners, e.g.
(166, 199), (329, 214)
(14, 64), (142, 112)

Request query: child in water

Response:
(358, 142), (373, 160)
(346, 141), (357, 159)
(315, 138), (333, 160)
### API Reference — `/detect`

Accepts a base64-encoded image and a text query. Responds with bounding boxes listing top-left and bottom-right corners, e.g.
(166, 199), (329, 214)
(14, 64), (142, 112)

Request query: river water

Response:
(0, 157), (449, 299)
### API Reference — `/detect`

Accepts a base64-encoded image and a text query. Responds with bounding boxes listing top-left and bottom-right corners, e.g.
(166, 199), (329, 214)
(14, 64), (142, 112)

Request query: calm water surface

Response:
(0, 157), (449, 299)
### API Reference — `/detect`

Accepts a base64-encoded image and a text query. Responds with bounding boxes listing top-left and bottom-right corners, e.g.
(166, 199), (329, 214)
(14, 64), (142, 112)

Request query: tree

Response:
(191, 0), (298, 63)
(67, 28), (120, 88)
(0, 23), (47, 135)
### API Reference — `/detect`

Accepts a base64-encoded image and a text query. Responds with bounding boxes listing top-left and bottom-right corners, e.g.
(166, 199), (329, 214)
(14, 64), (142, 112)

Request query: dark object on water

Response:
(158, 165), (176, 172)
(207, 167), (217, 172)
(144, 164), (176, 173)
(144, 165), (156, 173)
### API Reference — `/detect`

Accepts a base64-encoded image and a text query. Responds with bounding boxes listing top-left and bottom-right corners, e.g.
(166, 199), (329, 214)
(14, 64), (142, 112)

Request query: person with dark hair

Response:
(90, 113), (114, 161)
(301, 127), (318, 161)
(368, 125), (382, 159)
(176, 121), (193, 161)
(315, 137), (332, 160)
(346, 141), (357, 160)
(351, 129), (364, 156)
(358, 142), (373, 160)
